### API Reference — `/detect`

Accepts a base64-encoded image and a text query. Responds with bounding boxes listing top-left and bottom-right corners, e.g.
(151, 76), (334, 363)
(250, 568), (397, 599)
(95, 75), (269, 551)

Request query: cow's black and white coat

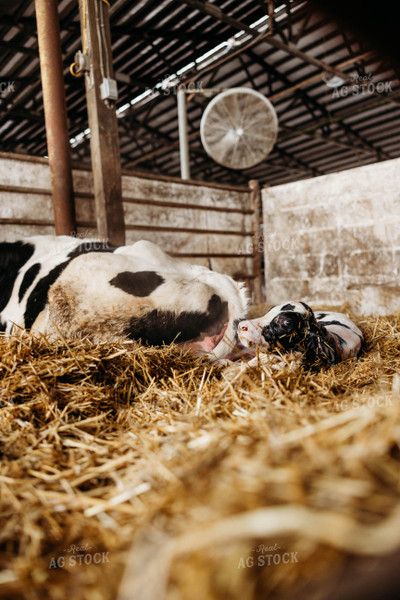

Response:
(238, 301), (363, 368)
(0, 236), (248, 358)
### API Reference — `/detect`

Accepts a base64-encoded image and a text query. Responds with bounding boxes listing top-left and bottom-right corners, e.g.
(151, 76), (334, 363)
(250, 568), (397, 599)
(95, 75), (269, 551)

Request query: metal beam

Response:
(129, 86), (400, 169)
(273, 145), (322, 176)
(112, 25), (226, 44)
(0, 107), (43, 123)
(180, 0), (356, 87)
(263, 36), (357, 84)
(178, 0), (256, 36)
(0, 40), (38, 56)
(1, 15), (227, 43)
(279, 89), (400, 142)
(280, 125), (382, 158)
(247, 49), (391, 160)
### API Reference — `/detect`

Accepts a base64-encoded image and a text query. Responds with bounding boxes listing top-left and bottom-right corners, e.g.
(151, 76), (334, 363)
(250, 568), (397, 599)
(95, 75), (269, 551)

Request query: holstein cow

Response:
(238, 301), (363, 369)
(0, 236), (248, 359)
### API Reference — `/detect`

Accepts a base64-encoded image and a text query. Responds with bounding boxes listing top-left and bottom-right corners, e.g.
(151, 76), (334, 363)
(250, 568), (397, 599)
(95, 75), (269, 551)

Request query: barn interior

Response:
(1, 0), (400, 186)
(0, 1), (400, 599)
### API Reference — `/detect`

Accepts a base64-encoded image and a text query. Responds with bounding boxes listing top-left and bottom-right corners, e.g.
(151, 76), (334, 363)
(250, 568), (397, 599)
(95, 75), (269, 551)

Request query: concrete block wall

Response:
(262, 157), (400, 315)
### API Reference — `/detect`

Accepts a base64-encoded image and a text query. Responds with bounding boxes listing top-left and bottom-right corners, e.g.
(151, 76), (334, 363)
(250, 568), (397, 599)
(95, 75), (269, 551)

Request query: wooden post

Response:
(35, 0), (76, 236)
(78, 0), (125, 245)
(249, 179), (263, 305)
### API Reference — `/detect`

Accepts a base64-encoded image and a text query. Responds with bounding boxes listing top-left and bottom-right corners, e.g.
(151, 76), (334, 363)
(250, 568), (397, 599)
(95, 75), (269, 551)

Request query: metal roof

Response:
(1, 0), (399, 186)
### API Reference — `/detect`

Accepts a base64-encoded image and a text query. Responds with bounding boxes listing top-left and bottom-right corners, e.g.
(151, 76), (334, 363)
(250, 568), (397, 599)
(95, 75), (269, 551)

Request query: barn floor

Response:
(0, 307), (400, 600)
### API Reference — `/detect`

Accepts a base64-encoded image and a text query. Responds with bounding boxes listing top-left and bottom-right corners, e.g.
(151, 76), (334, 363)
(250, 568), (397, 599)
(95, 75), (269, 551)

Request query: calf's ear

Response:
(299, 301), (317, 324)
(303, 331), (337, 370)
(299, 301), (313, 313)
(299, 302), (323, 336)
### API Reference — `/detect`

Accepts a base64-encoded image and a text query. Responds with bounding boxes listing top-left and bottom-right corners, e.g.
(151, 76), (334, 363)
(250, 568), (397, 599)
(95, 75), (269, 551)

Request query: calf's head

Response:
(238, 301), (319, 351)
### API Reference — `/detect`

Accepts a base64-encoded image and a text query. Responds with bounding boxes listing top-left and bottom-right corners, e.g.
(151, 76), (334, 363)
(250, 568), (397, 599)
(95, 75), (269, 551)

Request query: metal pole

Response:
(35, 0), (76, 236)
(177, 87), (191, 180)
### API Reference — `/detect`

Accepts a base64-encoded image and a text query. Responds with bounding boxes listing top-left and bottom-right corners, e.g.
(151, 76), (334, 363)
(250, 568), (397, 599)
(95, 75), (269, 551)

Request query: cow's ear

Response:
(303, 331), (337, 370)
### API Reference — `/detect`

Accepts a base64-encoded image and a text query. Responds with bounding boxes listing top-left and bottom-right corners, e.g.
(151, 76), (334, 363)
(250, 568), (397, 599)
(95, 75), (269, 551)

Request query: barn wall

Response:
(262, 157), (400, 315)
(0, 152), (261, 300)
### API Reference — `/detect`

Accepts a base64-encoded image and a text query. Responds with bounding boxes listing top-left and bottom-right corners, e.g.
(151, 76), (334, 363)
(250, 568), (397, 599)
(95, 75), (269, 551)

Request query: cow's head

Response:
(178, 278), (249, 359)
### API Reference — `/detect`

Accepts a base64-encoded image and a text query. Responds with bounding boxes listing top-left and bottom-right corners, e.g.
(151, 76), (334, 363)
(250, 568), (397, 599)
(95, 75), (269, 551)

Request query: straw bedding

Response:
(0, 306), (399, 600)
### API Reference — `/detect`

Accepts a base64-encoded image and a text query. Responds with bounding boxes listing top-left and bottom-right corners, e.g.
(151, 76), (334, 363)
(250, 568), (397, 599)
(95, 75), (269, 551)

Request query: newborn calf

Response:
(238, 301), (363, 368)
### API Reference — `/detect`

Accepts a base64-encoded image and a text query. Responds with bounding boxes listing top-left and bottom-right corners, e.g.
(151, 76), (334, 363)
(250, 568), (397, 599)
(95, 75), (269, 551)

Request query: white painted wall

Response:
(262, 157), (400, 315)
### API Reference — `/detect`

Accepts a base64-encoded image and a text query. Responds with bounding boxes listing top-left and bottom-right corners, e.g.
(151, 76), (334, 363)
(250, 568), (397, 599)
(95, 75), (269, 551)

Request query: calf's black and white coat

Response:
(0, 235), (248, 359)
(238, 301), (363, 368)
